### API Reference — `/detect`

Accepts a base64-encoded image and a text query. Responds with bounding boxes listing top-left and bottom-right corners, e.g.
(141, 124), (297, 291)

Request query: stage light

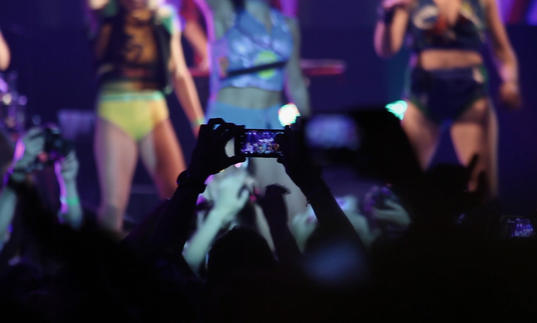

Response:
(278, 103), (301, 126)
(385, 100), (407, 120)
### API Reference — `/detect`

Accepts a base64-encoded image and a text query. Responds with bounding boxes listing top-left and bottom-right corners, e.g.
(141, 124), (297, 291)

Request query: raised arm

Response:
(276, 122), (362, 243)
(0, 30), (10, 70)
(132, 119), (245, 254)
(285, 18), (311, 117)
(485, 0), (522, 109)
(183, 170), (250, 273)
(374, 0), (413, 58)
(54, 152), (83, 229)
(0, 186), (17, 252)
(0, 128), (45, 251)
(181, 0), (210, 70)
(259, 185), (301, 264)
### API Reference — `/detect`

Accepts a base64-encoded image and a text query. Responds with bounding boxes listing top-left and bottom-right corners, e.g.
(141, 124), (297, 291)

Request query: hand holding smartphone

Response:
(235, 129), (284, 158)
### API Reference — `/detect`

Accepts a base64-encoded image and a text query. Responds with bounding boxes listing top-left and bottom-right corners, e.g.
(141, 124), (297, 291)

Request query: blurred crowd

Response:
(1, 118), (536, 322)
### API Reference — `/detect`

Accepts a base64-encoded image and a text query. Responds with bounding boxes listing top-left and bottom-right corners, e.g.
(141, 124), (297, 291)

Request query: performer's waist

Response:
(98, 63), (163, 89)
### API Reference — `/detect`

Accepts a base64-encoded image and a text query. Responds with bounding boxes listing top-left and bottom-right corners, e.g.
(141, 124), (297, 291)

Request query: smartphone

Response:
(235, 129), (284, 158)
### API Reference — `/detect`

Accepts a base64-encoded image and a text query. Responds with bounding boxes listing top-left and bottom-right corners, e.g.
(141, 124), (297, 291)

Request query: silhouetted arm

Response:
(277, 122), (362, 244)
(126, 119), (245, 256)
(259, 185), (301, 264)
(374, 0), (413, 58)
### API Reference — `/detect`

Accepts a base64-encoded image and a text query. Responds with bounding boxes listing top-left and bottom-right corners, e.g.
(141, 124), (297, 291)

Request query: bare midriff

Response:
(412, 49), (484, 70)
(216, 87), (282, 109)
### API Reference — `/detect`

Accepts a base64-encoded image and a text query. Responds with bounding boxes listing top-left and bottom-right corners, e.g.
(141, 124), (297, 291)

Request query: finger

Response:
(226, 124), (243, 141)
(221, 124), (239, 143)
(275, 132), (286, 145)
(197, 124), (210, 137)
(214, 122), (233, 138)
(207, 118), (226, 129)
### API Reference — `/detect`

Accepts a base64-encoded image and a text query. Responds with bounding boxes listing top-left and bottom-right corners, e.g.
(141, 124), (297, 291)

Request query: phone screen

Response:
(235, 129), (284, 158)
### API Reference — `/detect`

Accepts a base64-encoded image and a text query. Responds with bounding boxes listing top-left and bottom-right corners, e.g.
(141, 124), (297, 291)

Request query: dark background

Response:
(1, 0), (536, 217)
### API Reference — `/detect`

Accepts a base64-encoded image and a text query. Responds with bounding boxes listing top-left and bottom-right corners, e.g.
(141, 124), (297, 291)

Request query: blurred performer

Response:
(195, 0), (311, 217)
(166, 0), (210, 70)
(180, 0), (210, 69)
(375, 0), (522, 197)
(87, 0), (204, 232)
(505, 0), (534, 23)
(0, 29), (9, 71)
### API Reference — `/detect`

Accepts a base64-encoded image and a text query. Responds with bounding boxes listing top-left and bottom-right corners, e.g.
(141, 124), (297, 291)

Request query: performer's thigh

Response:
(401, 101), (441, 169)
(139, 119), (186, 199)
(94, 117), (138, 229)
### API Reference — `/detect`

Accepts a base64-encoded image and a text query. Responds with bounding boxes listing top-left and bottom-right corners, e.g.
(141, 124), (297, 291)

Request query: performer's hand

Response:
(0, 77), (7, 92)
(500, 81), (522, 110)
(187, 118), (245, 182)
(88, 0), (109, 10)
(381, 0), (413, 10)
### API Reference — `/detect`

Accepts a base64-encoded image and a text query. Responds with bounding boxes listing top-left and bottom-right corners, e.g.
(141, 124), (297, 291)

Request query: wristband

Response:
(191, 117), (205, 128)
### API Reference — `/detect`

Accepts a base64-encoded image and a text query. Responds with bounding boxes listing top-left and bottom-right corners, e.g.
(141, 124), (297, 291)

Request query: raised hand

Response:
(381, 0), (413, 10)
(372, 199), (411, 228)
(54, 151), (80, 183)
(187, 118), (246, 182)
(10, 128), (45, 181)
(208, 169), (252, 224)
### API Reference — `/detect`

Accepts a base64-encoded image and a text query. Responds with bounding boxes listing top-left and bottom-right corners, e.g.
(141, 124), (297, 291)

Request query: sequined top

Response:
(408, 0), (487, 53)
(210, 9), (293, 93)
(95, 0), (180, 92)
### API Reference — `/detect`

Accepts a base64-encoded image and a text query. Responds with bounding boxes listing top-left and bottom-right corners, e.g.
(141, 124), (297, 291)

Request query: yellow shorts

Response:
(97, 90), (169, 141)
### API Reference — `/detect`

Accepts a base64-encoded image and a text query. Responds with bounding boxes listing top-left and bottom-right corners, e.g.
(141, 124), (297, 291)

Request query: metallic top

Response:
(408, 0), (487, 53)
(210, 9), (293, 93)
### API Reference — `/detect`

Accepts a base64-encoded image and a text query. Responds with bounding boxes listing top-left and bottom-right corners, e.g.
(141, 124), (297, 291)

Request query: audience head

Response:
(207, 227), (275, 283)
